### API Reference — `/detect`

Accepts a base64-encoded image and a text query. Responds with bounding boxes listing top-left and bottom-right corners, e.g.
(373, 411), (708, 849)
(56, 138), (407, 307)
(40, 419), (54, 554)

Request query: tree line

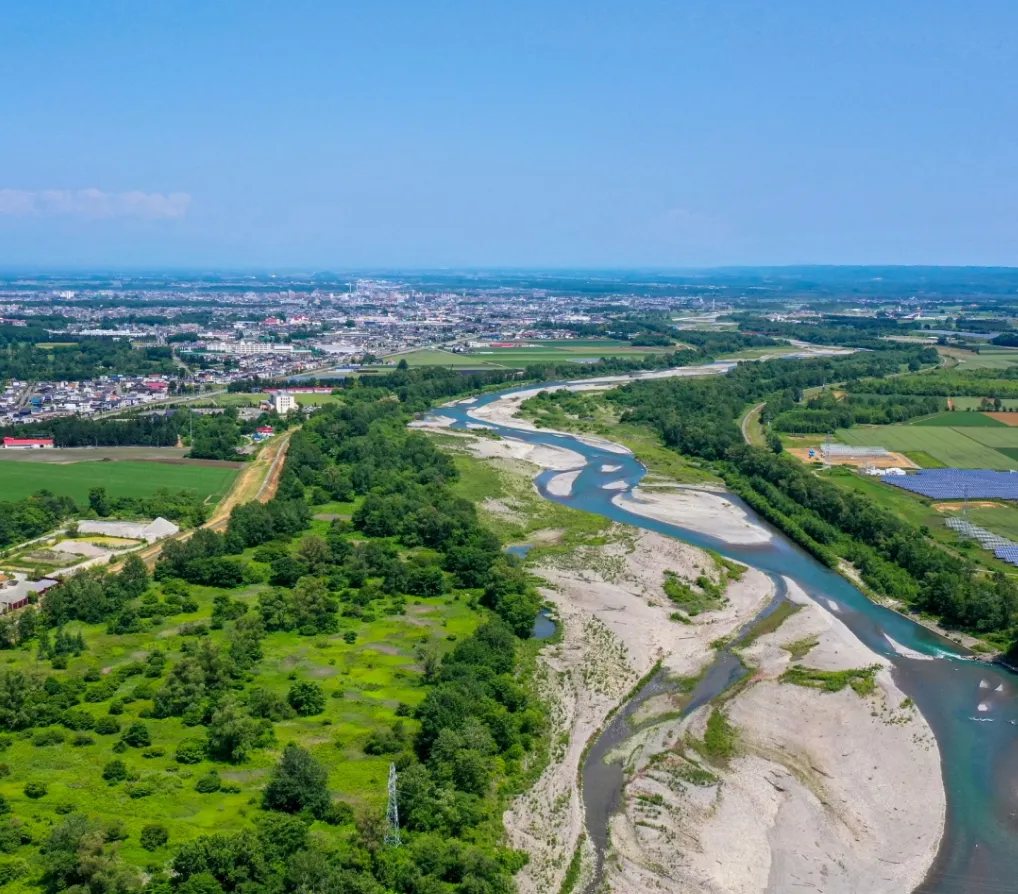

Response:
(604, 347), (1018, 638)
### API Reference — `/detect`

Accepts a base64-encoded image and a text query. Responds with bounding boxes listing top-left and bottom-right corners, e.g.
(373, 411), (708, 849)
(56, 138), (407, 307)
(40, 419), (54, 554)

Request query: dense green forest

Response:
(0, 373), (547, 893)
(730, 314), (915, 349)
(0, 340), (175, 382)
(604, 346), (1018, 640)
(768, 393), (946, 433)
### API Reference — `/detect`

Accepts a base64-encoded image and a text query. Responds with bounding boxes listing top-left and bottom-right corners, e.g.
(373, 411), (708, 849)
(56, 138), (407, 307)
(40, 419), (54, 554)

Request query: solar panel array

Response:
(945, 517), (1016, 551)
(881, 468), (1018, 500)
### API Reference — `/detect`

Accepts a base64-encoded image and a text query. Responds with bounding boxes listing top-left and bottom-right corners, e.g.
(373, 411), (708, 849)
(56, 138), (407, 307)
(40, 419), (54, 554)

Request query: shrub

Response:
(61, 709), (95, 731)
(102, 759), (128, 783)
(127, 780), (155, 799)
(140, 824), (169, 851)
(195, 771), (221, 794)
(70, 734), (95, 747)
(32, 729), (65, 747)
(287, 681), (325, 717)
(94, 717), (121, 735)
(122, 722), (151, 748)
(23, 782), (46, 799)
(175, 738), (207, 765)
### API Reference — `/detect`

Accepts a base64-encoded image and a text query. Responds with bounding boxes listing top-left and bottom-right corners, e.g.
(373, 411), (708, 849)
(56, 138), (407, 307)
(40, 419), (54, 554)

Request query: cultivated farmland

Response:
(836, 426), (1018, 470)
(0, 460), (240, 504)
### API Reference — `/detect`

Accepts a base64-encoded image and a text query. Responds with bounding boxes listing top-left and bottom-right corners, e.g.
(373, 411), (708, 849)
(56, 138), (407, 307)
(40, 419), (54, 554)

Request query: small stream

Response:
(438, 375), (1018, 894)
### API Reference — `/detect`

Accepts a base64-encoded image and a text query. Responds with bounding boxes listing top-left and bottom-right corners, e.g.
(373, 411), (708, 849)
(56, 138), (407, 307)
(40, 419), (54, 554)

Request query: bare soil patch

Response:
(788, 447), (917, 468)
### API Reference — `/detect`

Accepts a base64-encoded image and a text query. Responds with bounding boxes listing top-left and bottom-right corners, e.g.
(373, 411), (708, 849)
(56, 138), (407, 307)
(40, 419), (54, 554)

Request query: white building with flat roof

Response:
(272, 392), (297, 415)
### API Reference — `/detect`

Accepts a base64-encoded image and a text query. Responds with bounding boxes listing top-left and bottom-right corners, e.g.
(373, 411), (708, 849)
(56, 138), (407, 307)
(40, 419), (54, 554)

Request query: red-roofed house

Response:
(3, 437), (54, 449)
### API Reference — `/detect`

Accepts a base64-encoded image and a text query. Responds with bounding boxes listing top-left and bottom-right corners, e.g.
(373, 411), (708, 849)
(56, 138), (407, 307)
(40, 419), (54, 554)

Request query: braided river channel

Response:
(438, 374), (1018, 894)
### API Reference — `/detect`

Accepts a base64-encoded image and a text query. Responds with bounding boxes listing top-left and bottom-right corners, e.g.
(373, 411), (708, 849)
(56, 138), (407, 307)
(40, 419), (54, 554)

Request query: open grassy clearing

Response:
(0, 447), (194, 464)
(0, 460), (240, 503)
(518, 390), (720, 485)
(445, 445), (610, 548)
(0, 568), (483, 875)
(396, 342), (673, 370)
(942, 348), (1018, 370)
(836, 426), (1018, 470)
(391, 349), (501, 369)
(911, 411), (1007, 427)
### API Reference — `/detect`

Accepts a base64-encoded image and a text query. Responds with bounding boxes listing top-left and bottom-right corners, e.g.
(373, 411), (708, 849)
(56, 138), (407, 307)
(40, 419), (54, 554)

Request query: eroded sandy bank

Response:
(547, 469), (582, 496)
(607, 579), (945, 894)
(502, 526), (774, 894)
(614, 485), (772, 545)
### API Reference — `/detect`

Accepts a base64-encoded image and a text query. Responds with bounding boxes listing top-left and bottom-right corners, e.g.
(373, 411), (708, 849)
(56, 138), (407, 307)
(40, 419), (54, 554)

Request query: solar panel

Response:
(882, 468), (1018, 500)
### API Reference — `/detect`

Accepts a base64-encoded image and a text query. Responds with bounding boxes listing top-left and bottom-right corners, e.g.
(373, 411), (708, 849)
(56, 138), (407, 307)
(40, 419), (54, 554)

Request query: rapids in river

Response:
(439, 377), (1018, 894)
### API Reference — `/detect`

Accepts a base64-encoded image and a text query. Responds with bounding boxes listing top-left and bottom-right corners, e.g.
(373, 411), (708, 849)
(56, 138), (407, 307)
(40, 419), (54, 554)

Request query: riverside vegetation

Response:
(0, 369), (564, 894)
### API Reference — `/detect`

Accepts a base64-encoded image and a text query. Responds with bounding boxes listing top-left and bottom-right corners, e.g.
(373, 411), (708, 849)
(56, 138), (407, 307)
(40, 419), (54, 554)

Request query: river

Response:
(438, 376), (1018, 894)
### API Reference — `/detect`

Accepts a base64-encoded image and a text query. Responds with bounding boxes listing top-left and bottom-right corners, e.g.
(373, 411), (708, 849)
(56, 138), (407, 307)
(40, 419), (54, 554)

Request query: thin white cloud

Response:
(0, 188), (191, 220)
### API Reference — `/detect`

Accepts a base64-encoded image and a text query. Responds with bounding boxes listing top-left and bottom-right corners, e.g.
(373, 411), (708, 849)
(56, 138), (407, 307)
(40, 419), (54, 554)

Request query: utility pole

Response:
(384, 763), (400, 847)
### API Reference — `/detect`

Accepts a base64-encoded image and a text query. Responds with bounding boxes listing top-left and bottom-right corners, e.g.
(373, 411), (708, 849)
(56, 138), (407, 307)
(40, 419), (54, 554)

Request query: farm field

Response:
(389, 349), (499, 368)
(836, 426), (1018, 470)
(944, 348), (1018, 370)
(0, 460), (240, 503)
(912, 411), (1006, 427)
(396, 341), (674, 370)
(210, 392), (345, 407)
(0, 446), (192, 463)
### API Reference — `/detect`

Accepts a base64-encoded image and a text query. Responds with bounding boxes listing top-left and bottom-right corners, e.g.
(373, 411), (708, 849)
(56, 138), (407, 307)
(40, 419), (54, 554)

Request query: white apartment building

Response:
(271, 392), (297, 415)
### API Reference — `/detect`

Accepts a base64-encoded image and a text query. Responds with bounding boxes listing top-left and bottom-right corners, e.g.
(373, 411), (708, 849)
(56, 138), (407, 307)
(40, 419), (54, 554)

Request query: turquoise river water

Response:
(439, 378), (1018, 894)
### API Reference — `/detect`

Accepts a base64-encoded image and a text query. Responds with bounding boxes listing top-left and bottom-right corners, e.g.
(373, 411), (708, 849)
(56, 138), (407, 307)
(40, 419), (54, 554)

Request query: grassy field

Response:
(202, 392), (345, 408)
(836, 426), (1018, 470)
(0, 561), (482, 876)
(389, 349), (499, 369)
(943, 348), (1018, 370)
(396, 341), (673, 370)
(912, 411), (1006, 427)
(0, 460), (240, 503)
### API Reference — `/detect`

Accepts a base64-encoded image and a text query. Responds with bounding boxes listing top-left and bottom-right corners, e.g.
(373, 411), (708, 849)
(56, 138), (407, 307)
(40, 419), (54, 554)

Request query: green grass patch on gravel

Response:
(780, 664), (879, 696)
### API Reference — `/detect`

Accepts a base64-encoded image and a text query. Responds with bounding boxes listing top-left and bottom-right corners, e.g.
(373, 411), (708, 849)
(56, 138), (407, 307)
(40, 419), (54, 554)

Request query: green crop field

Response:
(836, 426), (1018, 470)
(396, 341), (673, 370)
(389, 349), (498, 368)
(0, 460), (239, 503)
(949, 348), (1018, 370)
(912, 411), (1006, 427)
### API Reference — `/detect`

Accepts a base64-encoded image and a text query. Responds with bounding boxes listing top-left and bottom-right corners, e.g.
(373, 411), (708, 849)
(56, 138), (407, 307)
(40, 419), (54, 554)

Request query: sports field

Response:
(0, 460), (240, 503)
(396, 340), (673, 370)
(837, 425), (1018, 470)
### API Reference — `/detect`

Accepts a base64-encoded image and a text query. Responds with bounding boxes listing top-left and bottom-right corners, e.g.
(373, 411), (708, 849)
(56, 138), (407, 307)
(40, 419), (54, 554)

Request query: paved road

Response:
(741, 401), (766, 446)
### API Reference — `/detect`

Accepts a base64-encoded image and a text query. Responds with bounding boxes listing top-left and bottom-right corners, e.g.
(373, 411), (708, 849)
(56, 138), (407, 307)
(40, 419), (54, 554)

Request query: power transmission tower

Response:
(384, 763), (401, 847)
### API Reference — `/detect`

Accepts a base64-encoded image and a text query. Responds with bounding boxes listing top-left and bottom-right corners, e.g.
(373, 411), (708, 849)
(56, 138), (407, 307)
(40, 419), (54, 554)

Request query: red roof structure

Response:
(3, 437), (54, 448)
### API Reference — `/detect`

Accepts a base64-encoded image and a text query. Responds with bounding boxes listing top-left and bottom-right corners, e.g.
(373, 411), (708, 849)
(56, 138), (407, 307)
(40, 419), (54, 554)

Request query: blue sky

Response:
(1, 1), (1016, 268)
